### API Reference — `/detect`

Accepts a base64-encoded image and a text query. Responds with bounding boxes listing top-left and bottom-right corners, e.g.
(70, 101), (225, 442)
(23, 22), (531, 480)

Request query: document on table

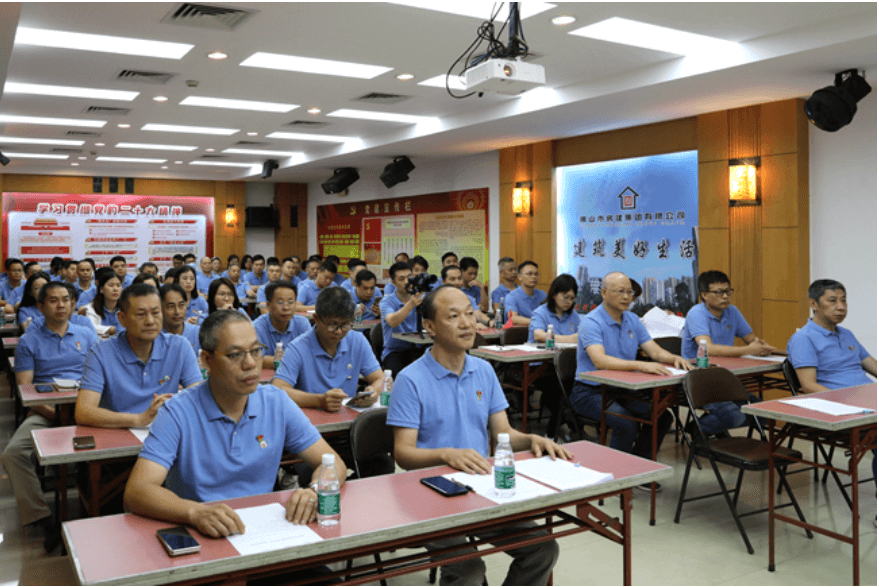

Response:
(515, 456), (613, 491)
(778, 397), (874, 416)
(342, 397), (384, 413)
(741, 354), (787, 362)
(479, 344), (549, 353)
(664, 367), (689, 376)
(129, 426), (151, 443)
(227, 503), (323, 556)
(443, 471), (557, 505)
(640, 307), (686, 339)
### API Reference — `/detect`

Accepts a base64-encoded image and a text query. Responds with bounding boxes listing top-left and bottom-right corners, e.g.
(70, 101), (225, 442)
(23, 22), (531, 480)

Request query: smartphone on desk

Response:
(72, 436), (96, 450)
(35, 384), (54, 393)
(420, 475), (470, 497)
(157, 525), (201, 557)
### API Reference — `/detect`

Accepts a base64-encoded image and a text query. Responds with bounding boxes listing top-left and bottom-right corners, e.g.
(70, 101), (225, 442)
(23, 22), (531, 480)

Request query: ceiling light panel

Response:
(14, 27), (193, 59)
(0, 115), (106, 128)
(327, 109), (436, 124)
(189, 161), (259, 168)
(3, 152), (69, 160)
(568, 17), (739, 56)
(96, 156), (167, 163)
(180, 96), (299, 113)
(240, 52), (393, 79)
(418, 74), (466, 90)
(384, 2), (556, 20)
(0, 137), (85, 146)
(142, 123), (238, 136)
(4, 82), (139, 101)
(116, 142), (198, 151)
(222, 148), (303, 157)
(266, 131), (354, 143)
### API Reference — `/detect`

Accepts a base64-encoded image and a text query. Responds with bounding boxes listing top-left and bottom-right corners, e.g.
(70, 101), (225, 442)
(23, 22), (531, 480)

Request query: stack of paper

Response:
(479, 344), (549, 353)
(227, 503), (324, 556)
(640, 307), (685, 339)
(741, 354), (787, 363)
(129, 426), (151, 443)
(779, 398), (873, 416)
(443, 471), (557, 504)
(515, 456), (613, 490)
(342, 397), (385, 413)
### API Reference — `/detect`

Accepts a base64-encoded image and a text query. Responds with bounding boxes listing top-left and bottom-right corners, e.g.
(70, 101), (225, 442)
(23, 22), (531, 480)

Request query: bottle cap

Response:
(276, 342), (283, 349)
(383, 369), (392, 378)
(498, 433), (510, 443)
(322, 453), (335, 466)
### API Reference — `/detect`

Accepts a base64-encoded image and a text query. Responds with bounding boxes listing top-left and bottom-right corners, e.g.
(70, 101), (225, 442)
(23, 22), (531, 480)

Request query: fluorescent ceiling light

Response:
(4, 82), (139, 101)
(568, 17), (739, 56)
(327, 109), (436, 125)
(3, 152), (69, 160)
(240, 52), (392, 79)
(266, 131), (354, 143)
(116, 142), (198, 152)
(222, 148), (303, 157)
(0, 114), (106, 128)
(142, 123), (238, 136)
(384, 2), (555, 20)
(15, 27), (193, 59)
(0, 137), (84, 146)
(180, 96), (299, 113)
(189, 161), (259, 168)
(96, 156), (166, 163)
(418, 74), (466, 91)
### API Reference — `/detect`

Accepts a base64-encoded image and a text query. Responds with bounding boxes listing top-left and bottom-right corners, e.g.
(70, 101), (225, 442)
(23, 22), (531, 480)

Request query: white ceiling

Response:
(0, 2), (875, 184)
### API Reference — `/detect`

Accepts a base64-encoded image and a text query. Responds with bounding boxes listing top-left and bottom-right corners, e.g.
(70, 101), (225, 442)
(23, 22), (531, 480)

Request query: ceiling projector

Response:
(463, 59), (545, 95)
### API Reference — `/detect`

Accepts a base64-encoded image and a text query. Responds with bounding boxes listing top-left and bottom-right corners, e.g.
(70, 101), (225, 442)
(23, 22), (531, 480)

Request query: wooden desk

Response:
(18, 383), (78, 428)
(578, 356), (783, 525)
(741, 383), (876, 585)
(3, 336), (20, 351)
(352, 319), (380, 332)
(392, 327), (503, 345)
(62, 441), (671, 586)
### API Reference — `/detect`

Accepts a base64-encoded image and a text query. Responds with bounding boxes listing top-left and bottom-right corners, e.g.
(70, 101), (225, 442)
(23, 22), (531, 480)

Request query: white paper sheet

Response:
(342, 397), (385, 413)
(514, 456), (613, 491)
(53, 378), (78, 389)
(94, 325), (112, 336)
(664, 367), (689, 376)
(523, 342), (577, 350)
(740, 354), (787, 363)
(478, 344), (548, 353)
(129, 426), (150, 443)
(226, 503), (323, 557)
(640, 307), (686, 339)
(443, 471), (557, 504)
(778, 397), (874, 416)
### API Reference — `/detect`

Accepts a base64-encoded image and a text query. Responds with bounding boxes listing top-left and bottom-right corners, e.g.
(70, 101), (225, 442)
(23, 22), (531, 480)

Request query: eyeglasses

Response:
(271, 300), (296, 308)
(216, 291), (234, 299)
(521, 272), (540, 278)
(708, 289), (734, 297)
(217, 344), (266, 364)
(324, 321), (354, 333)
(608, 288), (635, 297)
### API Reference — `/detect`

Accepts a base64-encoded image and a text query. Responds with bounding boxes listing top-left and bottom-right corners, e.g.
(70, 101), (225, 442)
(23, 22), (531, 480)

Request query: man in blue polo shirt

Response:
(341, 258), (366, 297)
(459, 257), (489, 313)
(280, 256), (301, 288)
(76, 284), (202, 429)
(296, 260), (338, 311)
(324, 255), (348, 286)
(196, 256), (215, 296)
(75, 259), (96, 309)
(1, 258), (25, 311)
(274, 287), (383, 412)
(1, 281), (99, 553)
(253, 281), (311, 369)
(441, 265), (492, 326)
(388, 286), (569, 586)
(352, 269), (382, 320)
(379, 261), (425, 377)
(110, 255), (134, 288)
(571, 272), (691, 487)
(243, 254), (268, 297)
(255, 257), (283, 314)
(506, 260), (547, 326)
(125, 310), (347, 536)
(160, 284), (201, 358)
(491, 257), (517, 312)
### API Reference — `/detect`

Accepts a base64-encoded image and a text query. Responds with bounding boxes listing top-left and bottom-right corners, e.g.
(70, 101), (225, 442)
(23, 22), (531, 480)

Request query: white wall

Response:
(307, 151), (501, 288)
(244, 182), (275, 258)
(809, 74), (877, 356)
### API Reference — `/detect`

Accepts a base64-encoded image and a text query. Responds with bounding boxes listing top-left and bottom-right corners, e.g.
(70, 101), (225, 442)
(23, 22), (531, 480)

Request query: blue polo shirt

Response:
(353, 288), (383, 320)
(243, 271), (268, 288)
(787, 319), (872, 389)
(681, 303), (752, 359)
(505, 286), (547, 319)
(230, 281), (248, 301)
(15, 322), (98, 382)
(462, 284), (482, 305)
(528, 305), (581, 343)
(18, 305), (42, 326)
(195, 272), (214, 296)
(252, 313), (311, 351)
(341, 280), (356, 297)
(296, 279), (328, 306)
(120, 273), (134, 288)
(0, 280), (24, 305)
(576, 304), (651, 385)
(379, 292), (418, 359)
(139, 380), (322, 503)
(332, 274), (346, 286)
(491, 283), (514, 307)
(93, 305), (124, 332)
(80, 332), (201, 414)
(298, 270), (308, 281)
(75, 282), (96, 308)
(185, 295), (208, 320)
(164, 322), (201, 357)
(27, 313), (94, 331)
(275, 328), (381, 397)
(383, 282), (396, 297)
(387, 350), (508, 457)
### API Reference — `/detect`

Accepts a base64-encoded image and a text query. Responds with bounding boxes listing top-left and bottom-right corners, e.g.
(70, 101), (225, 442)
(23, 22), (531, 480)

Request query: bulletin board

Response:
(316, 188), (489, 280)
(2, 192), (214, 273)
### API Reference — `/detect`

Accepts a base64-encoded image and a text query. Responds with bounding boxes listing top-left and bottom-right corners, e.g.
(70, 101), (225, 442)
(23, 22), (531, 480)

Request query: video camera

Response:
(406, 272), (437, 295)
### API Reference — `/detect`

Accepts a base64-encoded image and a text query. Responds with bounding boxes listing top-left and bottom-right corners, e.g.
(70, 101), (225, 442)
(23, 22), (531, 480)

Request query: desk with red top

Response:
(18, 383), (78, 427)
(578, 356), (784, 525)
(741, 383), (876, 586)
(62, 441), (670, 586)
(392, 327), (504, 345)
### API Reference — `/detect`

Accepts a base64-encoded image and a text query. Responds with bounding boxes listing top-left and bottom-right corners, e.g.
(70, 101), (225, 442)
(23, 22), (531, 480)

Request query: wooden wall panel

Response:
(697, 228), (730, 277)
(761, 153), (800, 228)
(729, 205), (762, 335)
(761, 99), (804, 156)
(698, 161), (730, 229)
(697, 110), (728, 163)
(728, 105), (761, 159)
(274, 183), (308, 258)
(763, 300), (802, 350)
(499, 183), (515, 234)
(762, 227), (799, 301)
(531, 179), (553, 233)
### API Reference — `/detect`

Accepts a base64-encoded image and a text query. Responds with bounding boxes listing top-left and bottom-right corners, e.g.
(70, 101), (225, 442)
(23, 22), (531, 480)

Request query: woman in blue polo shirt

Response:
(174, 265), (208, 324)
(84, 269), (124, 335)
(528, 274), (581, 343)
(16, 271), (50, 332)
(200, 278), (249, 325)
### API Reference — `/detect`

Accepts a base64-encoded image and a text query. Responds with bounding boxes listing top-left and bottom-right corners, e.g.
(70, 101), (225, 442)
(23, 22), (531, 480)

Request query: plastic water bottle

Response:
(316, 453), (341, 526)
(494, 433), (516, 498)
(546, 324), (556, 352)
(0, 311), (6, 327)
(354, 303), (363, 325)
(274, 342), (284, 370)
(380, 369), (393, 407)
(197, 355), (207, 380)
(495, 297), (505, 329)
(697, 340), (709, 368)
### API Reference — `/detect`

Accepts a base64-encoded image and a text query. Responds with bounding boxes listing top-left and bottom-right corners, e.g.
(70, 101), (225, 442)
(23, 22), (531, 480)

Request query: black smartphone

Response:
(35, 384), (54, 393)
(351, 390), (373, 402)
(157, 525), (201, 557)
(420, 475), (470, 497)
(72, 436), (96, 450)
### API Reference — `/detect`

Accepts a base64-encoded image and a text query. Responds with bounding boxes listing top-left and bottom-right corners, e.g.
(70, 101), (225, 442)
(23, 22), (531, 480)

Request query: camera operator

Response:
(379, 261), (434, 377)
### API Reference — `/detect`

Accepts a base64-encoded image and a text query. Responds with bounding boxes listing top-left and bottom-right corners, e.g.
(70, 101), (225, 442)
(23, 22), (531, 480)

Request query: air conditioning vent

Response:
(234, 140), (270, 146)
(50, 148), (83, 154)
(161, 3), (258, 31)
(83, 106), (131, 116)
(116, 70), (177, 85)
(354, 92), (410, 105)
(284, 120), (330, 128)
(66, 131), (102, 137)
(200, 154), (228, 159)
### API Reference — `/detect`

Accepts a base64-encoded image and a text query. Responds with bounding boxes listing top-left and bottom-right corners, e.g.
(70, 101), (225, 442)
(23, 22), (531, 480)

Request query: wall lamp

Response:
(513, 181), (532, 217)
(225, 203), (237, 227)
(729, 158), (760, 206)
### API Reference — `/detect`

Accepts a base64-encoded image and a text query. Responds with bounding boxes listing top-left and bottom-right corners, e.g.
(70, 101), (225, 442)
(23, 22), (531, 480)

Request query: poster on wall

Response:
(556, 151), (698, 316)
(2, 192), (214, 274)
(317, 188), (489, 281)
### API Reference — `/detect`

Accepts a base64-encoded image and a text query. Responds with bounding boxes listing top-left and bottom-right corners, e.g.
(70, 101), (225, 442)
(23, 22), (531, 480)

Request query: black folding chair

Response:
(369, 323), (384, 366)
(551, 347), (598, 442)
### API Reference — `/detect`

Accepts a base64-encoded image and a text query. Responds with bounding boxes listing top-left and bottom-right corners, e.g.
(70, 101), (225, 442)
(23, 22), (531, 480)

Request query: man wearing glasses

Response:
(505, 260), (547, 326)
(571, 272), (691, 488)
(273, 287), (383, 412)
(253, 281), (311, 370)
(125, 310), (347, 538)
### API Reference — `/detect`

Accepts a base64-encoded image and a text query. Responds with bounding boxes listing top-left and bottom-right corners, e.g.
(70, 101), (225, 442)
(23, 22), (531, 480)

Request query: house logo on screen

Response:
(618, 187), (640, 211)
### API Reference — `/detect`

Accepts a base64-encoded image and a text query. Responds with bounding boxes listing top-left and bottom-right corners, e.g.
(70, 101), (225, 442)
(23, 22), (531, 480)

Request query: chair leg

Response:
(813, 442), (819, 482)
(816, 442), (853, 510)
(732, 469), (745, 509)
(777, 467), (813, 539)
(429, 566), (437, 584)
(707, 457), (754, 554)
(673, 445), (697, 523)
(821, 445), (835, 484)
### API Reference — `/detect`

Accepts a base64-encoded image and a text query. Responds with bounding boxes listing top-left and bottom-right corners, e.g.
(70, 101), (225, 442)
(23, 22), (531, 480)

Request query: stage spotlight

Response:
(0, 151), (9, 166)
(262, 159), (279, 179)
(804, 69), (872, 132)
(322, 167), (359, 195)
(380, 156), (415, 189)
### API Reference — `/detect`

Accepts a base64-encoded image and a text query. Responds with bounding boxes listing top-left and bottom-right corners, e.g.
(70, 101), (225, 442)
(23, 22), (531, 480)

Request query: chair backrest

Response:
(653, 336), (682, 355)
(553, 347), (577, 398)
(472, 332), (489, 348)
(682, 366), (750, 410)
(500, 326), (529, 346)
(369, 323), (384, 363)
(781, 358), (802, 395)
(348, 408), (395, 479)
